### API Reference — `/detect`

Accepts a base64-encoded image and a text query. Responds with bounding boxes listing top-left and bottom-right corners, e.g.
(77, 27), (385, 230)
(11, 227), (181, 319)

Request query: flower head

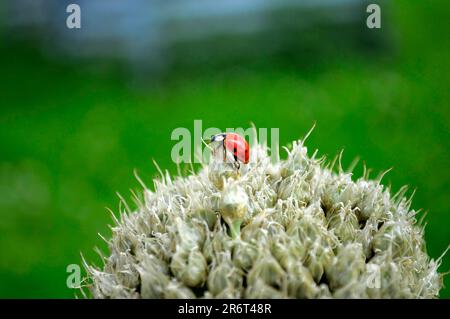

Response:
(85, 136), (446, 298)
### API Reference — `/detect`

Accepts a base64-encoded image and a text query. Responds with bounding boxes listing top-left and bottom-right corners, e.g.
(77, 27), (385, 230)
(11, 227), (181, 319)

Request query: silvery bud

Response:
(170, 246), (207, 287)
(232, 240), (259, 271)
(163, 279), (196, 299)
(207, 254), (242, 296)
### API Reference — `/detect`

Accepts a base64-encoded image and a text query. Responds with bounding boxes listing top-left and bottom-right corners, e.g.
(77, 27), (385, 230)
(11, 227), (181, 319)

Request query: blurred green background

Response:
(0, 1), (448, 298)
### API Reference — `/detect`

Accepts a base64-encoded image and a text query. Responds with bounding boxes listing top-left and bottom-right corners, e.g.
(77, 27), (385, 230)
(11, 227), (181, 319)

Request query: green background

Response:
(0, 1), (448, 298)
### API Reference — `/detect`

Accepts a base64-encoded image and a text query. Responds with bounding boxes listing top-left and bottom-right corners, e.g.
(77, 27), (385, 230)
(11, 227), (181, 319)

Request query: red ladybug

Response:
(207, 132), (249, 168)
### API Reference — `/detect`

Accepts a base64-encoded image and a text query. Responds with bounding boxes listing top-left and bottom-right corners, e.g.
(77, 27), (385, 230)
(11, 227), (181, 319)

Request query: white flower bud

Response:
(220, 184), (248, 238)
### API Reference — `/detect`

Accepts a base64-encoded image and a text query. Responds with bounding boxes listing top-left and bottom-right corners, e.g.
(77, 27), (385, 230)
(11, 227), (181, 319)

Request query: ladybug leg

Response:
(222, 142), (227, 164)
(232, 153), (240, 170)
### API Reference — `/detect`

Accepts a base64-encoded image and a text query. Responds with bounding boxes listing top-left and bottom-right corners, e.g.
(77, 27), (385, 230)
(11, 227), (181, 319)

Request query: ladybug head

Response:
(207, 133), (226, 144)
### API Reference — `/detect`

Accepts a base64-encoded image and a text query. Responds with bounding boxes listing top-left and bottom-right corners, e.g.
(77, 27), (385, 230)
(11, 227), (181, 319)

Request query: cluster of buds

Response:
(84, 137), (445, 298)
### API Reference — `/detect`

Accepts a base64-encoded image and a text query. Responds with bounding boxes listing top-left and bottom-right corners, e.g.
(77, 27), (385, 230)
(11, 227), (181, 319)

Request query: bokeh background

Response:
(0, 0), (448, 298)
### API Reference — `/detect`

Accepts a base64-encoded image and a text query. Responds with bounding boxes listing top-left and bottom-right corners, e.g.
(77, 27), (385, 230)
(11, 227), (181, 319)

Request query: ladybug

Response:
(206, 132), (250, 168)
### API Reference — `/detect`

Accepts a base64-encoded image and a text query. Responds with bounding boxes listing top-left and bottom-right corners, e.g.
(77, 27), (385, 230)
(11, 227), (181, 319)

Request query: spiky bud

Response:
(85, 138), (446, 299)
